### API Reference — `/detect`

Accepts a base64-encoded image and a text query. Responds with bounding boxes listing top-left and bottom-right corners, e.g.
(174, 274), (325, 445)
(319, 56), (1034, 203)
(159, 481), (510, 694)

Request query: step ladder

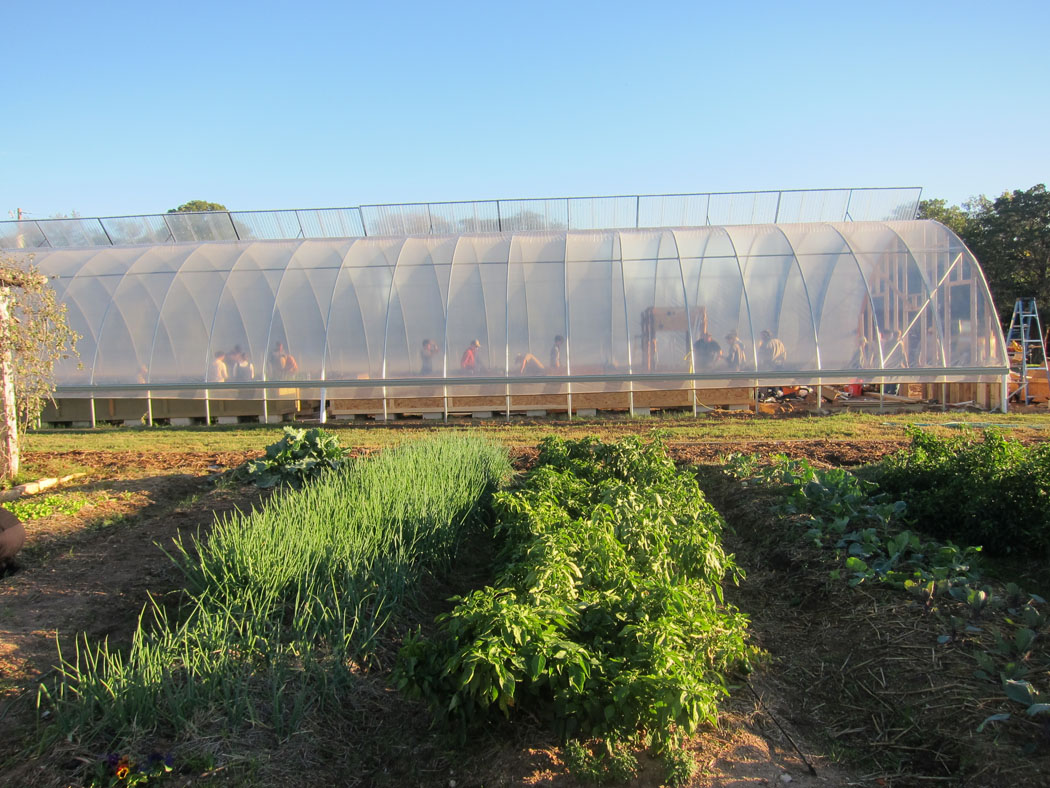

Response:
(1006, 298), (1050, 404)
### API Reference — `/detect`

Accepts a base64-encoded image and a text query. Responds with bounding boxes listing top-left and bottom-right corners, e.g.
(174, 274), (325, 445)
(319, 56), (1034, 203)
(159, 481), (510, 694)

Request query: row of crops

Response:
(32, 425), (1050, 785)
(42, 434), (512, 742)
(722, 428), (1050, 739)
(37, 430), (754, 786)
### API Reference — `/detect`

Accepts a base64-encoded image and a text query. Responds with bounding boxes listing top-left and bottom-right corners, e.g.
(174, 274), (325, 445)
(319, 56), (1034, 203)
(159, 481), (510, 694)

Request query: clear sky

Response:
(5, 0), (1048, 220)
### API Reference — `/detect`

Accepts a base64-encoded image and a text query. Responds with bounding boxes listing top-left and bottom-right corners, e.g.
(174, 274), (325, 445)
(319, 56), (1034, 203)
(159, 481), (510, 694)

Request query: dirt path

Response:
(0, 472), (264, 739)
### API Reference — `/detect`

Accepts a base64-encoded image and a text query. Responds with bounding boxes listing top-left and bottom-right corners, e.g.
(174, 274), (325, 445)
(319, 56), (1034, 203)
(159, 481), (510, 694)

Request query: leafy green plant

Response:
(724, 450), (1050, 737)
(6, 492), (89, 520)
(661, 745), (696, 787)
(870, 427), (1050, 557)
(396, 437), (753, 758)
(563, 739), (638, 785)
(232, 426), (346, 488)
(724, 453), (980, 592)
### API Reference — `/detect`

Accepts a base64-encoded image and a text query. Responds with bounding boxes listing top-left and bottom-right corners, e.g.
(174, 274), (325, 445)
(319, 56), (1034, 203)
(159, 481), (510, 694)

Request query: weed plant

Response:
(395, 437), (752, 782)
(6, 493), (90, 520)
(39, 435), (511, 749)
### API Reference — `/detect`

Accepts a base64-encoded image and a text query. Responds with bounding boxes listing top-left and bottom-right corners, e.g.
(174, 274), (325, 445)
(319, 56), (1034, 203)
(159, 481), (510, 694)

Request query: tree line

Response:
(918, 184), (1050, 326)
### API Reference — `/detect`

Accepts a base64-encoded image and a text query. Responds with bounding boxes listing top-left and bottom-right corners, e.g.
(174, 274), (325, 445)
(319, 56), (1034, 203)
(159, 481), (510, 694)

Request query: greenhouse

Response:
(5, 218), (1009, 423)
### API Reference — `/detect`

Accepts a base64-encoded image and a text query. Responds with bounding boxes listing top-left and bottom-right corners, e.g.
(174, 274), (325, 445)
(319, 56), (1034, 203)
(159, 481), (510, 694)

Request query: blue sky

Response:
(4, 0), (1048, 220)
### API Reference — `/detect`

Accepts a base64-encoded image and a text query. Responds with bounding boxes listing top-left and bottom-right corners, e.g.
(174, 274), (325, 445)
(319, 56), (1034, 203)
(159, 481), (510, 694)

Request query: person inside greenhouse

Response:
(230, 346), (255, 381)
(758, 329), (786, 368)
(420, 338), (439, 375)
(550, 335), (565, 370)
(725, 330), (747, 370)
(693, 332), (722, 370)
(269, 341), (299, 378)
(460, 339), (481, 374)
(515, 352), (545, 375)
(209, 350), (228, 383)
(850, 335), (878, 369)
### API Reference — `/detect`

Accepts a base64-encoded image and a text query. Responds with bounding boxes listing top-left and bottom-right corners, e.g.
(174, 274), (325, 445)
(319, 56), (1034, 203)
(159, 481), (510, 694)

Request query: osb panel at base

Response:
(691, 387), (754, 407)
(331, 387), (754, 415)
(1009, 373), (1050, 403)
(388, 397), (445, 411)
(329, 399), (386, 414)
(42, 398), (297, 422)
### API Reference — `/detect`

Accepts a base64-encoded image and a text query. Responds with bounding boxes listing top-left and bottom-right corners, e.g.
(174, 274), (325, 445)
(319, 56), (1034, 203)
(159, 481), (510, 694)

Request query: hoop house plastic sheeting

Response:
(24, 221), (1007, 399)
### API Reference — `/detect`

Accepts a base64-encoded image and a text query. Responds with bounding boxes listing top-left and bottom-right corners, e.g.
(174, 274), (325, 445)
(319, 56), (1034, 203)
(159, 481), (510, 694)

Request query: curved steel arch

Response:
(145, 244), (216, 383)
(825, 223), (888, 369)
(771, 224), (822, 372)
(881, 224), (951, 368)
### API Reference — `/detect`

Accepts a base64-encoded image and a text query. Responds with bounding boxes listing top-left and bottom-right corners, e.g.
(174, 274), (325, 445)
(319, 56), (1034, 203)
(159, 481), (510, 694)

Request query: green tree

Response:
(964, 185), (1050, 325)
(0, 255), (80, 480)
(168, 200), (228, 213)
(917, 198), (974, 237)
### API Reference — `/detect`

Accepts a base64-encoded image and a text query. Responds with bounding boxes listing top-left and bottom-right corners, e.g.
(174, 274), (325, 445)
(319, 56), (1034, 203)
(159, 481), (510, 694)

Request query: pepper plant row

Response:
(395, 436), (753, 784)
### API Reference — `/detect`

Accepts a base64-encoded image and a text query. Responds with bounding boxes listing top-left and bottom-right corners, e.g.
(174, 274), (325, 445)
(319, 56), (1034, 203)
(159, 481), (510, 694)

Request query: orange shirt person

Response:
(270, 341), (298, 377)
(460, 339), (481, 374)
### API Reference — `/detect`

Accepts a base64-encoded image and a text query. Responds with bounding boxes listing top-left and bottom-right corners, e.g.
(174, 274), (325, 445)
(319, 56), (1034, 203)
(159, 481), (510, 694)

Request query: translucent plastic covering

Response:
(23, 221), (1007, 400)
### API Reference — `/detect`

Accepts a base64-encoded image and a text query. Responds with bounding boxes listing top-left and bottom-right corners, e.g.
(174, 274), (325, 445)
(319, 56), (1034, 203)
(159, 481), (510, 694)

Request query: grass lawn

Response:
(23, 408), (1050, 455)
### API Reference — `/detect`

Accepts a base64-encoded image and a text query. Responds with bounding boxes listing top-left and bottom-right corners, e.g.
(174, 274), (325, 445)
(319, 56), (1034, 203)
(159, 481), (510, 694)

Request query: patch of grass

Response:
(23, 411), (1050, 456)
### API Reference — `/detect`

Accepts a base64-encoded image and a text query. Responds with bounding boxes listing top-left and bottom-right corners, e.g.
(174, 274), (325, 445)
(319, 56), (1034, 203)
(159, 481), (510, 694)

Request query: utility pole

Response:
(8, 209), (26, 249)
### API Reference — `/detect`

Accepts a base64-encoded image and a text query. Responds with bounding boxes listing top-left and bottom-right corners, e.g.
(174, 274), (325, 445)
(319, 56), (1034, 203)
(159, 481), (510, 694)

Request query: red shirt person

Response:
(460, 339), (481, 374)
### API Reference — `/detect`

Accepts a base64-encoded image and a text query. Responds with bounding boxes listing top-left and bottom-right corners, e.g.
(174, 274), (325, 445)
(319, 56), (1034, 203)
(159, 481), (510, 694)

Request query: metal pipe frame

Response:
(53, 366), (1010, 398)
(2, 188), (924, 251)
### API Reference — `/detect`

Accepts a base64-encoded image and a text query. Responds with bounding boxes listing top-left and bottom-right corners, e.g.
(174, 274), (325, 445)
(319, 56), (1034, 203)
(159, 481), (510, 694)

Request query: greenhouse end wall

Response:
(15, 220), (1008, 422)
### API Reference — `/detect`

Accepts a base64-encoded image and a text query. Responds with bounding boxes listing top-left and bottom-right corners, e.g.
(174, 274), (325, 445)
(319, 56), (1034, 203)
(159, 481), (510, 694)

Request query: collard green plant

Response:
(233, 426), (346, 488)
(724, 449), (1050, 737)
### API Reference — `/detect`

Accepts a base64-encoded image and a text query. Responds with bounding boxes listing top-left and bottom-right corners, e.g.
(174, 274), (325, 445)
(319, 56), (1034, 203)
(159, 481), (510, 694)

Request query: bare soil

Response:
(0, 436), (1019, 787)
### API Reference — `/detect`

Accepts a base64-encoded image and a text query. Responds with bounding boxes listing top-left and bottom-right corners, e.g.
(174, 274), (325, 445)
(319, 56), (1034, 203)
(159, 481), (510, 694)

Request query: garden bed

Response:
(2, 421), (1050, 786)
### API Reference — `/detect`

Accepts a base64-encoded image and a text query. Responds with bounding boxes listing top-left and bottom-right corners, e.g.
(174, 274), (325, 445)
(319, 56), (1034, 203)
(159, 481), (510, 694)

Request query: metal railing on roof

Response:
(1, 187), (923, 250)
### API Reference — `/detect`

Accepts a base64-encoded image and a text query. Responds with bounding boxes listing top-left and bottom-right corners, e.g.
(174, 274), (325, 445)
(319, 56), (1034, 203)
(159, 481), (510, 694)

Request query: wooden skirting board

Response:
(329, 387), (754, 416)
(41, 381), (1007, 425)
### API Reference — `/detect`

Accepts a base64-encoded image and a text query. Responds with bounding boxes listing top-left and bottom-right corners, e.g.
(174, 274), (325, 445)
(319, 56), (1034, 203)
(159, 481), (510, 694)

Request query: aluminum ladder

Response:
(1006, 298), (1050, 404)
